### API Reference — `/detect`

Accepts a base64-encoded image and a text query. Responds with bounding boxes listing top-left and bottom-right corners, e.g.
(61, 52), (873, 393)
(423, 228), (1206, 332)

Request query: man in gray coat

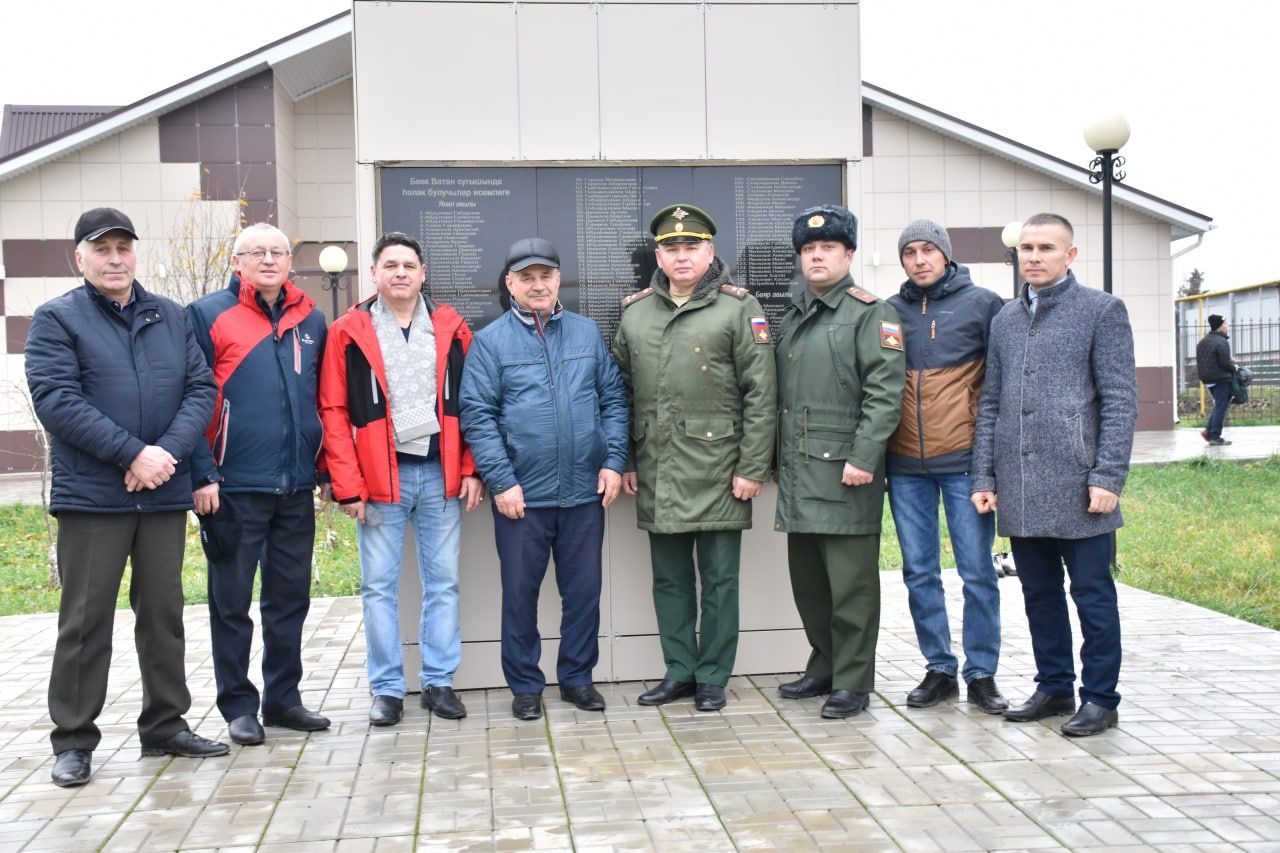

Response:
(971, 213), (1136, 738)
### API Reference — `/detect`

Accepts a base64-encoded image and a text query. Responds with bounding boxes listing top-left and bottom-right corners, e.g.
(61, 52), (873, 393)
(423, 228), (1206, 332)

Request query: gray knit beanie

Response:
(897, 218), (952, 263)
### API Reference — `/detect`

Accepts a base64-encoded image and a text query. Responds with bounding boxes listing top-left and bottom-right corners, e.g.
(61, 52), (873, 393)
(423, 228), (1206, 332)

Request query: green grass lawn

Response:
(2, 456), (1277, 629)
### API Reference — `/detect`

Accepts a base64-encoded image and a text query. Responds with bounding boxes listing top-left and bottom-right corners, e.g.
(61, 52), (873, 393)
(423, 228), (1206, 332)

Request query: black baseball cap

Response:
(505, 237), (560, 272)
(74, 207), (139, 244)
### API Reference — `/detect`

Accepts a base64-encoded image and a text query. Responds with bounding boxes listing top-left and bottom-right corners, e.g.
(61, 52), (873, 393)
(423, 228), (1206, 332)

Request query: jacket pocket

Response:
(213, 399), (231, 466)
(1066, 413), (1095, 469)
(684, 417), (736, 442)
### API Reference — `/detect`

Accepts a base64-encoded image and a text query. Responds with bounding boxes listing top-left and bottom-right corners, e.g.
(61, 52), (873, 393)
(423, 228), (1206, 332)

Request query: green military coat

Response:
(775, 275), (905, 535)
(612, 258), (777, 533)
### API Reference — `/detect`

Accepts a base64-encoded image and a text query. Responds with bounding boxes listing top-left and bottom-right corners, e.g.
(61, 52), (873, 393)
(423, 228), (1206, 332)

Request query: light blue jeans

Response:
(889, 471), (1000, 682)
(356, 457), (461, 696)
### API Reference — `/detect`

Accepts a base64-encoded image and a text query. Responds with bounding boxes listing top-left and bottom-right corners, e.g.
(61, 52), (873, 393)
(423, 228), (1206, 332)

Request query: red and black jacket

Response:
(318, 294), (474, 504)
(186, 274), (327, 494)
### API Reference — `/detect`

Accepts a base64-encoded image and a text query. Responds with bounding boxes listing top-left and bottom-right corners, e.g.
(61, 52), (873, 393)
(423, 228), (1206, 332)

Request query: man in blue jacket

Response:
(886, 219), (1007, 714)
(459, 237), (629, 721)
(25, 207), (229, 787)
(186, 223), (330, 746)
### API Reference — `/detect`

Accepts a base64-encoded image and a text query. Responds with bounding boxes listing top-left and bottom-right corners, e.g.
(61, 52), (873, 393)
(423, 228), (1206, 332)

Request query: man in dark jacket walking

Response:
(186, 223), (331, 746)
(774, 205), (904, 719)
(972, 213), (1137, 738)
(886, 219), (1007, 714)
(1196, 314), (1236, 446)
(460, 237), (628, 721)
(25, 207), (229, 787)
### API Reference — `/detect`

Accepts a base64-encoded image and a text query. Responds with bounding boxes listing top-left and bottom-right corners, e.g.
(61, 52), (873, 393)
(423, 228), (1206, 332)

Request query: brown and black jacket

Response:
(885, 263), (1004, 476)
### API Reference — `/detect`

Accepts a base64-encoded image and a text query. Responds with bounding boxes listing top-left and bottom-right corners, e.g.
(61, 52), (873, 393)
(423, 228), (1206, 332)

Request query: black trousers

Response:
(493, 502), (604, 695)
(50, 511), (192, 754)
(206, 491), (314, 720)
(1011, 533), (1122, 709)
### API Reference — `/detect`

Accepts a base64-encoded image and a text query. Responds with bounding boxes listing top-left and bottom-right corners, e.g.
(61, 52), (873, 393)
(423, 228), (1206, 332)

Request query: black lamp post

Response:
(319, 245), (350, 321)
(1084, 114), (1131, 295)
(1000, 220), (1022, 300)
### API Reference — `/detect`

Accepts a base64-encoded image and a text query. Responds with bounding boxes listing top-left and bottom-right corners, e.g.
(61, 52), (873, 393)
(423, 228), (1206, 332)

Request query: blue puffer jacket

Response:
(459, 304), (628, 508)
(24, 282), (216, 514)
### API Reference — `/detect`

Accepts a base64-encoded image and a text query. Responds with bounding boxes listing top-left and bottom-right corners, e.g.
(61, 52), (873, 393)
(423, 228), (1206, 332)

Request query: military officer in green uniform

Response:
(612, 203), (777, 712)
(774, 205), (905, 718)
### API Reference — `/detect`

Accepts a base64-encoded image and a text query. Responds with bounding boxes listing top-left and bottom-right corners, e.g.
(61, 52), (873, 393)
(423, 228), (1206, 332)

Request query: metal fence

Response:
(1176, 320), (1280, 422)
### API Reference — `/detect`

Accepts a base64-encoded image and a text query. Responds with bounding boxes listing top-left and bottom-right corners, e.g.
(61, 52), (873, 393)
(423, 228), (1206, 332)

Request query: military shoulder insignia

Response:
(847, 286), (877, 304)
(749, 316), (771, 344)
(719, 283), (749, 299)
(880, 320), (904, 351)
(621, 288), (653, 308)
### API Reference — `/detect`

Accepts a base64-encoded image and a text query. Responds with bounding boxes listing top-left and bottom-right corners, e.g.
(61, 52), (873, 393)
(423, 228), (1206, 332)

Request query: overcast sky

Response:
(3, 0), (1275, 291)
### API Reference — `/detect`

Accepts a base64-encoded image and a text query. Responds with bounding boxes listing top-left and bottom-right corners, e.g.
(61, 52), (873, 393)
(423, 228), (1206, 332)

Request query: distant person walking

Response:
(1196, 314), (1237, 446)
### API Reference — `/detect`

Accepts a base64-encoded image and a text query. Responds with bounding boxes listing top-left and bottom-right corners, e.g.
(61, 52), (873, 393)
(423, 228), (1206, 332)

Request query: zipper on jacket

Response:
(916, 296), (928, 462)
(802, 407), (810, 464)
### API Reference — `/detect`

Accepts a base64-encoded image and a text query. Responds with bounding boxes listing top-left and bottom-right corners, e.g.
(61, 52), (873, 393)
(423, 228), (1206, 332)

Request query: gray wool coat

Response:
(971, 272), (1137, 539)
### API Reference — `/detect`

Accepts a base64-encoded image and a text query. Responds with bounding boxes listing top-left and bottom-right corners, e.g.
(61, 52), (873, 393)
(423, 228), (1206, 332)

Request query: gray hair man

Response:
(25, 207), (228, 787)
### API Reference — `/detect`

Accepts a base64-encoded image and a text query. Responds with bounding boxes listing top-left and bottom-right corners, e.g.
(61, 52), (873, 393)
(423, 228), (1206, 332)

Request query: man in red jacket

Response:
(319, 232), (484, 726)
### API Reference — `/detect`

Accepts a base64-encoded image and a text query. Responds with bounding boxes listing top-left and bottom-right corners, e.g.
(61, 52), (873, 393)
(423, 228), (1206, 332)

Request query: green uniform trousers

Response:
(787, 533), (880, 692)
(647, 530), (742, 685)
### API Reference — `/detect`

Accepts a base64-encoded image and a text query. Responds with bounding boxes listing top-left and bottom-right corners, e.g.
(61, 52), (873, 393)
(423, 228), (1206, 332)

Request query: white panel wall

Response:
(353, 1), (859, 163)
(353, 2), (519, 161)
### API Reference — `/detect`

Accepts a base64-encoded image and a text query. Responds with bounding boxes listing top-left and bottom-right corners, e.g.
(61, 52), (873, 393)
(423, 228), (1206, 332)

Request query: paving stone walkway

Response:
(2, 573), (1279, 852)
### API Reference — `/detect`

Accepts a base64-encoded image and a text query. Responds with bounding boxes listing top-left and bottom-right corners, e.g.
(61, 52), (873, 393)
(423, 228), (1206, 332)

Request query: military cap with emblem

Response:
(650, 203), (717, 244)
(791, 205), (857, 253)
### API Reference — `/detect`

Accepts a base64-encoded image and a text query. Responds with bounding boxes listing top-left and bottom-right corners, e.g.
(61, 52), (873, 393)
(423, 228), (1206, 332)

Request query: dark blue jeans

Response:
(889, 472), (1000, 682)
(1010, 533), (1121, 709)
(493, 501), (604, 695)
(1207, 381), (1232, 440)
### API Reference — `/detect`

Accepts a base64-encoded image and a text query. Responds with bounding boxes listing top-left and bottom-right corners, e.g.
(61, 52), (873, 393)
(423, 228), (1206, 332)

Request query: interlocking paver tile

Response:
(0, 575), (1278, 850)
(969, 756), (1150, 800)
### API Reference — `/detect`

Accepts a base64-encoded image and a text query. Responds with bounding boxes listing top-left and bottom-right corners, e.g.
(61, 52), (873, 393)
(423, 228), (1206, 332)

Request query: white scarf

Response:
(370, 295), (439, 455)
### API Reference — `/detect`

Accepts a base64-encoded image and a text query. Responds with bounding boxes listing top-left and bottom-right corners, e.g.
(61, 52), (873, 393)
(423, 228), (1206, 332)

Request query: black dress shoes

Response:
(637, 679), (696, 706)
(228, 714), (265, 745)
(906, 671), (958, 707)
(512, 693), (543, 720)
(1061, 702), (1119, 737)
(140, 730), (231, 758)
(966, 677), (1009, 714)
(778, 675), (832, 699)
(369, 695), (403, 726)
(560, 684), (606, 711)
(1002, 691), (1076, 722)
(51, 749), (92, 787)
(263, 705), (331, 732)
(821, 690), (869, 719)
(421, 686), (468, 720)
(694, 683), (726, 711)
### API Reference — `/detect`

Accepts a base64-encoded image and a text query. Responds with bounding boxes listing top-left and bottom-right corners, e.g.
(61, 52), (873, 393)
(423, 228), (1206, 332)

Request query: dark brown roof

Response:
(0, 105), (119, 158)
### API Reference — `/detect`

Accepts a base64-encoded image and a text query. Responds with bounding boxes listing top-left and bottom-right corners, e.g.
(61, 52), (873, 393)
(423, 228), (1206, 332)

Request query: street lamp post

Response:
(1084, 114), (1131, 295)
(318, 245), (350, 322)
(1000, 220), (1022, 300)
(1084, 115), (1130, 574)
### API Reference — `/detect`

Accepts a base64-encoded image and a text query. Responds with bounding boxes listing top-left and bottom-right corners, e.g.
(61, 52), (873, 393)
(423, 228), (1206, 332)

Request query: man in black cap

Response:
(25, 207), (229, 787)
(773, 205), (904, 718)
(612, 204), (777, 712)
(1196, 314), (1237, 446)
(460, 237), (628, 721)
